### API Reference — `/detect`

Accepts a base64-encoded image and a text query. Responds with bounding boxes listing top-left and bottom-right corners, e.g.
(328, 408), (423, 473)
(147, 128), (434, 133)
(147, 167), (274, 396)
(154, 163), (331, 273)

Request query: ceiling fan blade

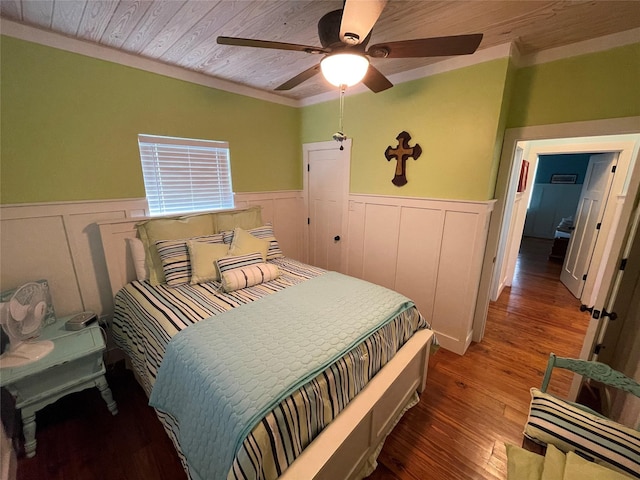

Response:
(217, 36), (328, 54)
(367, 34), (483, 58)
(362, 65), (393, 93)
(275, 64), (321, 91)
(340, 0), (388, 45)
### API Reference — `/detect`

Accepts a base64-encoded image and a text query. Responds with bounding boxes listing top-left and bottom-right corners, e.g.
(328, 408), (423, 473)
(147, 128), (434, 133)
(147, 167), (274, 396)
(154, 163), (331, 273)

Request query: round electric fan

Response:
(0, 282), (54, 368)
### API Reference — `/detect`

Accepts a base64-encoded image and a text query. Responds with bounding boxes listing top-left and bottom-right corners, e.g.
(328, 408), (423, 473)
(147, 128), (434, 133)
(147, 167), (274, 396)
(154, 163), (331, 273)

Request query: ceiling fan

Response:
(217, 0), (483, 93)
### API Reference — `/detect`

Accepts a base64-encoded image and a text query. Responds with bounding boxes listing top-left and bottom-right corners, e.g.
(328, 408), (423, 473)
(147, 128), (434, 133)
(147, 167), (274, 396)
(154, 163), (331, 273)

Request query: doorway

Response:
(492, 138), (636, 306)
(516, 152), (619, 300)
(476, 119), (640, 394)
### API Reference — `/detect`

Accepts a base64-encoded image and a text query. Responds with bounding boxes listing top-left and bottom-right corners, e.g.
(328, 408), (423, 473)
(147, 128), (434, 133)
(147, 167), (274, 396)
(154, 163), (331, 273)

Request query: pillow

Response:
(137, 214), (215, 285)
(187, 241), (229, 284)
(220, 263), (280, 292)
(126, 237), (148, 281)
(505, 444), (544, 480)
(215, 206), (262, 232)
(245, 223), (285, 260)
(216, 252), (264, 276)
(223, 223), (284, 260)
(563, 451), (631, 480)
(524, 387), (640, 477)
(155, 233), (224, 287)
(541, 444), (566, 480)
(228, 227), (270, 261)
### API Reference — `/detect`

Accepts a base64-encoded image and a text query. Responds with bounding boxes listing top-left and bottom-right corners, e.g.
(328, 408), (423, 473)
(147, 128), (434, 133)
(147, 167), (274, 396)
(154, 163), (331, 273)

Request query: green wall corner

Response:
(507, 43), (640, 128)
(2, 34), (638, 207)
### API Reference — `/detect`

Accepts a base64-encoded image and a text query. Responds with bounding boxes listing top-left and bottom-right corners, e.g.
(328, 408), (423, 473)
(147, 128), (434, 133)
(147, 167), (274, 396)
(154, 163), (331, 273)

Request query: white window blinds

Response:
(138, 134), (234, 216)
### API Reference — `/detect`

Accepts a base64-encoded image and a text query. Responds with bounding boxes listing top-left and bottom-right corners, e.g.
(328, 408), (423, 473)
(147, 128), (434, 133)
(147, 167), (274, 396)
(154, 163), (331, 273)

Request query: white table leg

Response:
(96, 376), (118, 415)
(21, 409), (37, 458)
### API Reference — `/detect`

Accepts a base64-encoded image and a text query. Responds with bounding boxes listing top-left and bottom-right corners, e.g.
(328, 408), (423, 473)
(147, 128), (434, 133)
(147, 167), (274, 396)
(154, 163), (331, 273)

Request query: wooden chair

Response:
(522, 353), (640, 475)
(540, 353), (640, 419)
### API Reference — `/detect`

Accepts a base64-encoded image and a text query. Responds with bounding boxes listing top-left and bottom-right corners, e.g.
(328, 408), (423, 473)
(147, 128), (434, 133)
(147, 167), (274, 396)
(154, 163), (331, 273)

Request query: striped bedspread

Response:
(112, 258), (429, 480)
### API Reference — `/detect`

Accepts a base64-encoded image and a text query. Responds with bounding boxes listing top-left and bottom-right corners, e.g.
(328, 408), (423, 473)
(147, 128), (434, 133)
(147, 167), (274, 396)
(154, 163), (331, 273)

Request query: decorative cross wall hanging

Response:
(385, 131), (422, 187)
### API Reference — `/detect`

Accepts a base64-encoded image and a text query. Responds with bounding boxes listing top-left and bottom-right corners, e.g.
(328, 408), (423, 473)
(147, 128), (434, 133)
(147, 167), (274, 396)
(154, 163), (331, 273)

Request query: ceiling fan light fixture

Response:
(320, 53), (369, 87)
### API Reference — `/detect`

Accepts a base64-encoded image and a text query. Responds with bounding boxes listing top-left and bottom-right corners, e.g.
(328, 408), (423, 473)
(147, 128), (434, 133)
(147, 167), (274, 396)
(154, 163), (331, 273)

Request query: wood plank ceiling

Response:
(2, 1), (639, 100)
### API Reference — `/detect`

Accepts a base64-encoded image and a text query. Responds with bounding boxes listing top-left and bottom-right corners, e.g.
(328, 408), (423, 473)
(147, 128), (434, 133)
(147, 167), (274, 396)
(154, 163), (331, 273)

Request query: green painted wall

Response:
(3, 34), (638, 206)
(0, 36), (302, 204)
(507, 43), (640, 128)
(301, 58), (512, 201)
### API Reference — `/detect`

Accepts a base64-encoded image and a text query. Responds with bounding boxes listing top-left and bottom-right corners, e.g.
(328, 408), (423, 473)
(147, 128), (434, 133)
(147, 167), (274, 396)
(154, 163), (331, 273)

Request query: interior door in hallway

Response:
(304, 140), (350, 273)
(561, 152), (618, 298)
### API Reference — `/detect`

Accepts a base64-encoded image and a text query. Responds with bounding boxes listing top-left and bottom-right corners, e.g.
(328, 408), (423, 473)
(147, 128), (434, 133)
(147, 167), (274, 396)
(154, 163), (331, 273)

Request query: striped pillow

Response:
(222, 223), (284, 260)
(156, 233), (224, 286)
(220, 263), (280, 292)
(216, 252), (264, 275)
(524, 388), (640, 478)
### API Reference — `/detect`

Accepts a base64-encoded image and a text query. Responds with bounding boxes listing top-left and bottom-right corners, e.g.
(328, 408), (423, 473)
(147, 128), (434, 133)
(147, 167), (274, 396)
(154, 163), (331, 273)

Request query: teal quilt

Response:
(149, 271), (415, 480)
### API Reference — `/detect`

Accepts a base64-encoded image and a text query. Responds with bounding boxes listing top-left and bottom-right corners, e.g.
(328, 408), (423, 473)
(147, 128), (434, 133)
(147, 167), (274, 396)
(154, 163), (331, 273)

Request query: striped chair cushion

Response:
(524, 388), (640, 478)
(220, 263), (280, 292)
(155, 233), (224, 286)
(222, 223), (284, 260)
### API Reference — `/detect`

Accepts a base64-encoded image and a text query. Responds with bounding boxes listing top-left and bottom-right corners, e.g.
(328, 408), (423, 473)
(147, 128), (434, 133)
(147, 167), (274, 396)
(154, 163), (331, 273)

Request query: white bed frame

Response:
(97, 212), (434, 480)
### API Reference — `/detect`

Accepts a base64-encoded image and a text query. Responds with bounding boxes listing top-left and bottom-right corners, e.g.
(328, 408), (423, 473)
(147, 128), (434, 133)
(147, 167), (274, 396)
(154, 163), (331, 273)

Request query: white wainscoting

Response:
(0, 198), (148, 318)
(0, 191), (304, 320)
(344, 194), (495, 355)
(235, 191), (305, 261)
(2, 191), (490, 355)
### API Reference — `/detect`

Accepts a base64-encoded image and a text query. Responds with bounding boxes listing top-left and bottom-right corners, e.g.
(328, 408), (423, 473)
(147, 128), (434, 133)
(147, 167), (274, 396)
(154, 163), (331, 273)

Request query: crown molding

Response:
(0, 19), (300, 108)
(301, 27), (640, 106)
(517, 27), (640, 67)
(3, 18), (638, 108)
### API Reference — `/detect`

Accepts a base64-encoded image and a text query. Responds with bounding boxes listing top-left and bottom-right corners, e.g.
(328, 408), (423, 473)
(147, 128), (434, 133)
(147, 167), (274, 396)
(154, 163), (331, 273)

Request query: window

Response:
(138, 134), (234, 216)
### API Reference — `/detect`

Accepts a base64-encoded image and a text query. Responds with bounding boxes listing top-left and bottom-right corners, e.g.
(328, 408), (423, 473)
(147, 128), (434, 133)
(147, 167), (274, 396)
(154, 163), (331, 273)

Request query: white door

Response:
(490, 146), (526, 301)
(569, 200), (640, 400)
(560, 153), (617, 298)
(304, 140), (351, 273)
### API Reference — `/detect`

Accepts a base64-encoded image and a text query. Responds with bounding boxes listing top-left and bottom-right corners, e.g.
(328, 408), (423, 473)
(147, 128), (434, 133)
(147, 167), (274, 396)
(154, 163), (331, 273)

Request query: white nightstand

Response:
(0, 317), (117, 457)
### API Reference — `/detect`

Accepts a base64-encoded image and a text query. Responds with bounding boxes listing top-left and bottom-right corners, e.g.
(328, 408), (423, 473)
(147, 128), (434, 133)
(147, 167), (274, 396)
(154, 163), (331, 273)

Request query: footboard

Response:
(280, 328), (434, 480)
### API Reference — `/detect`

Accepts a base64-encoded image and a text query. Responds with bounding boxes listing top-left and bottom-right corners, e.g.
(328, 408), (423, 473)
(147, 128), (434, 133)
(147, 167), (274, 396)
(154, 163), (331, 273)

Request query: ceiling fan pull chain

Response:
(332, 84), (347, 149)
(339, 84), (345, 150)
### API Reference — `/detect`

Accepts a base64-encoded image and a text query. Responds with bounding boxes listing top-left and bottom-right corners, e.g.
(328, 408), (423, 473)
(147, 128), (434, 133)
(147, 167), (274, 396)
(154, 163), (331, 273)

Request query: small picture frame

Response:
(550, 174), (577, 184)
(518, 160), (529, 192)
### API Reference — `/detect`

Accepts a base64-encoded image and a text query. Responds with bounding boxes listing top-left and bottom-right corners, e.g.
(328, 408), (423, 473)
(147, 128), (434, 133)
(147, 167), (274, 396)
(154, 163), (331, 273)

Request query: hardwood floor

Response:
(13, 237), (589, 480)
(13, 363), (185, 480)
(369, 237), (589, 480)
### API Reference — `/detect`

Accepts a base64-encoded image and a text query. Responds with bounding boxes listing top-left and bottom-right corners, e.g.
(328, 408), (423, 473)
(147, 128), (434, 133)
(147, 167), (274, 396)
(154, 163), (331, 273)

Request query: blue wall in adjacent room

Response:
(534, 153), (591, 184)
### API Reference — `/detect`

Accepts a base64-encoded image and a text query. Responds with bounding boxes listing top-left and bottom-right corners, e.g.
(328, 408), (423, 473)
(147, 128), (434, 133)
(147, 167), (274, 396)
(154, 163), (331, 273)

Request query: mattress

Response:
(112, 257), (429, 479)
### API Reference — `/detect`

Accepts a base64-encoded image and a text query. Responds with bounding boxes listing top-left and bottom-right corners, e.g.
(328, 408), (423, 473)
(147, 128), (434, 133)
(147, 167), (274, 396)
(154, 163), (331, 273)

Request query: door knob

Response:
(334, 235), (341, 241)
(580, 304), (593, 314)
(581, 305), (617, 321)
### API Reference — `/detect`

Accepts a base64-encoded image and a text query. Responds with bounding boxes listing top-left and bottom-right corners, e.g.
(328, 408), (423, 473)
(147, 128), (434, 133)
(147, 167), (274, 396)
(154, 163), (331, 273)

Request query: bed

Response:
(98, 207), (435, 480)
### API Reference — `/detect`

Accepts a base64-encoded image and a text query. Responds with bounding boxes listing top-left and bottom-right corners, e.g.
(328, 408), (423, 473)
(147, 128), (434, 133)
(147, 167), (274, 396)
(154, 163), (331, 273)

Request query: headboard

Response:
(97, 207), (262, 298)
(97, 216), (142, 298)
